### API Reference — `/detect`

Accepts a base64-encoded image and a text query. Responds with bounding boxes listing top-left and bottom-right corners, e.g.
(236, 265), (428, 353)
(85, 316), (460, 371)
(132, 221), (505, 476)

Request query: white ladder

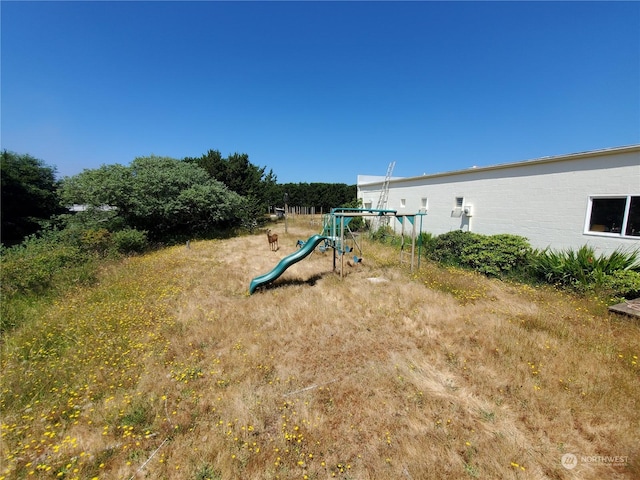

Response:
(376, 161), (395, 210)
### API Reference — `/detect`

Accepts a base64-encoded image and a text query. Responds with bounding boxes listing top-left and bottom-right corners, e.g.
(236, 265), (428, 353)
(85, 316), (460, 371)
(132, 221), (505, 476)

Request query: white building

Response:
(357, 145), (640, 256)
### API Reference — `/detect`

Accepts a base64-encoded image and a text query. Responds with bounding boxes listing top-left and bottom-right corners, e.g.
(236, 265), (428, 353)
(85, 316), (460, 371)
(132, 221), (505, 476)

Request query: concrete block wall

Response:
(358, 147), (640, 256)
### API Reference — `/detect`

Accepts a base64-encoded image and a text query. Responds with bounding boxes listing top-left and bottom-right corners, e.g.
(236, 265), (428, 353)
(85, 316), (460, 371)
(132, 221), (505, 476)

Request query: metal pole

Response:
(417, 214), (422, 270)
(333, 241), (336, 272)
(332, 212), (337, 272)
(341, 215), (345, 279)
(411, 216), (416, 272)
(399, 216), (405, 265)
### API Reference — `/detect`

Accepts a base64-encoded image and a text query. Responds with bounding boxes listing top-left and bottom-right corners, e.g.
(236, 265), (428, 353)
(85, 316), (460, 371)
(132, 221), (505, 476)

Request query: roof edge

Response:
(358, 144), (640, 186)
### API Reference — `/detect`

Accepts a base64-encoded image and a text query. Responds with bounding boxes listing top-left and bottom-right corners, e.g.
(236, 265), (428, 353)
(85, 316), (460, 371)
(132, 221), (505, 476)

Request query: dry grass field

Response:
(1, 217), (639, 480)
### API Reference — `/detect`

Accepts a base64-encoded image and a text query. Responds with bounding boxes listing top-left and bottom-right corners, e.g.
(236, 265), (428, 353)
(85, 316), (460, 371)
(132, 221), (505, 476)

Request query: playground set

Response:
(249, 208), (426, 294)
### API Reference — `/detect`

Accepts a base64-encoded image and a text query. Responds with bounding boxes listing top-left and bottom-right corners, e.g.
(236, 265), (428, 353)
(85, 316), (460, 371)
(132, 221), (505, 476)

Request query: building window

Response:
(586, 195), (640, 237)
(455, 197), (464, 209)
(420, 197), (428, 212)
(400, 198), (406, 208)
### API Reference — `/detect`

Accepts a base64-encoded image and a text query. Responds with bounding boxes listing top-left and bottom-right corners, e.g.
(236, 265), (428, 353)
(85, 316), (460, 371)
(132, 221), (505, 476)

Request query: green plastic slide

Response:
(249, 234), (329, 294)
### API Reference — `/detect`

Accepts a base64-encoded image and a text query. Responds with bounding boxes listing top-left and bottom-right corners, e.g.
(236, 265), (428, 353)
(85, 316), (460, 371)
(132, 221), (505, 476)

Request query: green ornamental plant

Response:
(459, 234), (532, 277)
(531, 245), (640, 292)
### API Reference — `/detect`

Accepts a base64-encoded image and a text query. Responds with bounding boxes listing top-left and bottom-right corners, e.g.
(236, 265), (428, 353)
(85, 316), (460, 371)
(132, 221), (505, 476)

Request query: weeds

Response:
(194, 464), (221, 480)
(374, 227), (639, 303)
(0, 227), (149, 333)
(1, 217), (638, 479)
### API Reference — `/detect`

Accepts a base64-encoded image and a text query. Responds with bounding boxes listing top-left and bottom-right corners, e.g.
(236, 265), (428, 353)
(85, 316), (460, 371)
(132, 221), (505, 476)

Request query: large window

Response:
(586, 195), (640, 237)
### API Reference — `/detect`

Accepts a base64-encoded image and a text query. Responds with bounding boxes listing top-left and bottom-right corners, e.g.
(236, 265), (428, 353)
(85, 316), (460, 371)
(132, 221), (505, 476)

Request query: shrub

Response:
(459, 234), (532, 277)
(370, 226), (639, 301)
(0, 235), (87, 296)
(370, 224), (395, 243)
(111, 228), (148, 254)
(428, 230), (480, 266)
(82, 228), (112, 255)
(600, 269), (640, 300)
(418, 232), (437, 256)
(1, 233), (98, 333)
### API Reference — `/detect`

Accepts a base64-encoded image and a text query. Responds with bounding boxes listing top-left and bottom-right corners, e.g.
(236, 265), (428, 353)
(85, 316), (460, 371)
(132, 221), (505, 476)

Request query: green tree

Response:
(58, 163), (132, 208)
(185, 149), (225, 182)
(59, 156), (248, 239)
(1, 151), (63, 245)
(184, 150), (277, 217)
(274, 183), (356, 211)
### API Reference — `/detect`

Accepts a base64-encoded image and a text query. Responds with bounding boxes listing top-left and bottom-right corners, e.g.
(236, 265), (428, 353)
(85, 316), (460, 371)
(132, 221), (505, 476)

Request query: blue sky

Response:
(2, 1), (639, 184)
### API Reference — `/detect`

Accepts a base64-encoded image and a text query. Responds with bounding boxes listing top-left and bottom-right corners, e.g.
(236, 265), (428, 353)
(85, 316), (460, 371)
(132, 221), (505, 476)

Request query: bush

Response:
(398, 230), (533, 278)
(370, 225), (395, 243)
(459, 234), (532, 277)
(82, 228), (112, 255)
(0, 233), (100, 333)
(600, 269), (640, 300)
(111, 229), (148, 254)
(428, 230), (480, 266)
(374, 227), (638, 302)
(0, 235), (87, 296)
(418, 232), (436, 255)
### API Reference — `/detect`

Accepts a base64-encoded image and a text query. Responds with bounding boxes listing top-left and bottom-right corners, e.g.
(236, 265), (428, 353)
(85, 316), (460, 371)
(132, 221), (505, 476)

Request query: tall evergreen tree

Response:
(1, 151), (62, 245)
(184, 150), (277, 217)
